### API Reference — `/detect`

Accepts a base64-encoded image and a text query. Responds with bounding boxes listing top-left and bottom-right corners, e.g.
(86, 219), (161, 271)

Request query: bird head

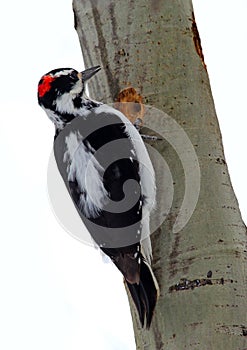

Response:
(37, 66), (101, 126)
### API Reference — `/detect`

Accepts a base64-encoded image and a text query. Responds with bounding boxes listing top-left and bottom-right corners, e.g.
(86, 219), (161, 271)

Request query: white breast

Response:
(63, 130), (108, 218)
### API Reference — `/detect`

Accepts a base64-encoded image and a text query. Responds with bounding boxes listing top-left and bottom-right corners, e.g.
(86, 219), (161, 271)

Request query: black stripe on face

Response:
(53, 74), (79, 94)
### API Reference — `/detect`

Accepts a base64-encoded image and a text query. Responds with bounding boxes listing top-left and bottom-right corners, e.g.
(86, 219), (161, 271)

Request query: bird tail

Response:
(126, 257), (159, 328)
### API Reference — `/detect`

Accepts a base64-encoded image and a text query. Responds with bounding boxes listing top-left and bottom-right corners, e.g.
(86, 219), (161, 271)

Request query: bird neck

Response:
(50, 94), (102, 135)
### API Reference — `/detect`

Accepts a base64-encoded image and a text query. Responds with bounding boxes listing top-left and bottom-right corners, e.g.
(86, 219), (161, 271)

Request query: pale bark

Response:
(73, 0), (247, 349)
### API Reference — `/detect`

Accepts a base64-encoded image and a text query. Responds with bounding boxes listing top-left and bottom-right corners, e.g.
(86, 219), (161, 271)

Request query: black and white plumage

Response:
(38, 65), (159, 327)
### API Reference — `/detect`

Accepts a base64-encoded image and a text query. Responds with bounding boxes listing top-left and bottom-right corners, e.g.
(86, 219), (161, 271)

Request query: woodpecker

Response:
(38, 65), (159, 328)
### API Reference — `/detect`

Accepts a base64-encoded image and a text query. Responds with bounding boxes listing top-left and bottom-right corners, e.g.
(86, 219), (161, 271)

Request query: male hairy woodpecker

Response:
(38, 65), (159, 328)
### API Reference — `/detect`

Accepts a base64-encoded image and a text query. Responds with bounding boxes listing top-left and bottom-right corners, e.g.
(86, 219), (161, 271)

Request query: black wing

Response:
(53, 110), (143, 248)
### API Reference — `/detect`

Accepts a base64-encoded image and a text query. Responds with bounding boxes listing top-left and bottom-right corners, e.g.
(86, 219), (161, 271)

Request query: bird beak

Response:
(81, 65), (101, 82)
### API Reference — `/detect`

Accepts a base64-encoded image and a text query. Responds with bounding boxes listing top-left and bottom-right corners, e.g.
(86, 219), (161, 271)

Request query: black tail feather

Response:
(126, 282), (145, 327)
(126, 258), (159, 328)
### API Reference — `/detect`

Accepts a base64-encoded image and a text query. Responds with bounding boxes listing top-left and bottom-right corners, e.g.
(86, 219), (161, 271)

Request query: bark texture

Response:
(73, 0), (247, 348)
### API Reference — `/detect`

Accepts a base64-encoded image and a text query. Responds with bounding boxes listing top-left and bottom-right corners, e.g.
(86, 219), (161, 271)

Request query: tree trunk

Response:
(73, 0), (247, 349)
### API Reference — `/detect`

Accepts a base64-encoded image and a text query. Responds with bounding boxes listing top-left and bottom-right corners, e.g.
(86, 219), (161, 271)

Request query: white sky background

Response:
(0, 1), (246, 349)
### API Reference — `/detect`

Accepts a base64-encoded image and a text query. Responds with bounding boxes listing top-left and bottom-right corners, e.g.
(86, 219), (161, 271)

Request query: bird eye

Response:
(70, 71), (78, 80)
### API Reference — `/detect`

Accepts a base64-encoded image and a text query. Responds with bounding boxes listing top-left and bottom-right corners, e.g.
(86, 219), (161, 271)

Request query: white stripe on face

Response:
(52, 69), (74, 78)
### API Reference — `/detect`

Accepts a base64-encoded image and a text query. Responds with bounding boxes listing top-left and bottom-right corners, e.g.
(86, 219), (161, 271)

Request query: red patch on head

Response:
(38, 75), (55, 97)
